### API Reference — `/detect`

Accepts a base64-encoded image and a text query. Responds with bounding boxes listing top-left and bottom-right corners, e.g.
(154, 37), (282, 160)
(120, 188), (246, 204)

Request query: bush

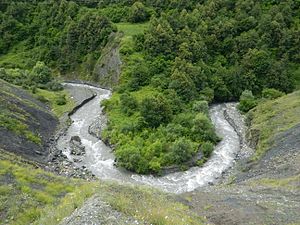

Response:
(128, 2), (150, 23)
(191, 113), (217, 142)
(201, 142), (214, 158)
(46, 81), (63, 91)
(120, 92), (138, 115)
(56, 94), (67, 105)
(192, 100), (209, 114)
(30, 61), (53, 84)
(262, 88), (285, 100)
(140, 95), (172, 128)
(170, 138), (195, 164)
(238, 90), (257, 112)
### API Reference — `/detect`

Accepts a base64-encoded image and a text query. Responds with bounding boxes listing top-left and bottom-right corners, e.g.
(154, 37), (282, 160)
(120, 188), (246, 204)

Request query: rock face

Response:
(70, 136), (85, 156)
(92, 33), (122, 89)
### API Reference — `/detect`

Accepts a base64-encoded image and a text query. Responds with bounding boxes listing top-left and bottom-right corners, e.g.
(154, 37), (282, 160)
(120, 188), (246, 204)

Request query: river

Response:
(57, 83), (242, 194)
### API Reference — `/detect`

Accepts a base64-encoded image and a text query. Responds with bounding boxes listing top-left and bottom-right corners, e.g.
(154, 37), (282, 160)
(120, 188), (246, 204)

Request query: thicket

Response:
(0, 0), (115, 76)
(102, 0), (300, 173)
(0, 62), (62, 91)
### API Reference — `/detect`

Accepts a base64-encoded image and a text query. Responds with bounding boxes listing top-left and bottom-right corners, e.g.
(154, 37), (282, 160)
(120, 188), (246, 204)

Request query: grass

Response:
(0, 149), (203, 225)
(0, 41), (38, 69)
(292, 65), (300, 90)
(0, 114), (41, 145)
(100, 182), (204, 225)
(250, 175), (300, 191)
(32, 88), (75, 118)
(115, 22), (149, 37)
(0, 149), (92, 225)
(248, 90), (300, 160)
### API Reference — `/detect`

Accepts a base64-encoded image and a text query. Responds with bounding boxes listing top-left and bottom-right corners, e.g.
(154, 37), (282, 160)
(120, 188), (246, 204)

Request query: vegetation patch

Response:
(248, 91), (300, 160)
(32, 89), (75, 118)
(0, 149), (202, 225)
(250, 175), (300, 191)
(0, 150), (90, 225)
(101, 183), (204, 225)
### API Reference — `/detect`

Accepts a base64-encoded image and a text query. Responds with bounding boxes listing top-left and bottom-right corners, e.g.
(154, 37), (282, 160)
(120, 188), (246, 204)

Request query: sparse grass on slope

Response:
(0, 149), (203, 225)
(0, 149), (94, 225)
(248, 90), (300, 160)
(31, 88), (75, 118)
(100, 182), (203, 225)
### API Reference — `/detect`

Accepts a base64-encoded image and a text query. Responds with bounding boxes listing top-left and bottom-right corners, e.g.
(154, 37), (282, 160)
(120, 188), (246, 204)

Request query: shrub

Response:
(140, 95), (172, 128)
(128, 2), (150, 23)
(56, 94), (67, 105)
(191, 113), (217, 142)
(262, 88), (285, 100)
(170, 138), (195, 164)
(199, 87), (214, 103)
(201, 142), (214, 158)
(120, 92), (138, 115)
(30, 61), (53, 84)
(238, 90), (257, 112)
(46, 81), (63, 91)
(192, 100), (209, 114)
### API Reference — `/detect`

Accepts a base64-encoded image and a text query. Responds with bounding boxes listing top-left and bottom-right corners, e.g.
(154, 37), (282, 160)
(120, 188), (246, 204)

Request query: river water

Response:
(57, 83), (241, 194)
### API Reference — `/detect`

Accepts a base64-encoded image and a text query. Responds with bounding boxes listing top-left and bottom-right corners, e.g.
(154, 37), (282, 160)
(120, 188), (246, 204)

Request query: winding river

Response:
(57, 83), (242, 194)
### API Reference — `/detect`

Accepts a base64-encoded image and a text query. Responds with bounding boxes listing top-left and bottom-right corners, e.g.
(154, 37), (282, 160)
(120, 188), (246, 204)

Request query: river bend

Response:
(57, 83), (241, 194)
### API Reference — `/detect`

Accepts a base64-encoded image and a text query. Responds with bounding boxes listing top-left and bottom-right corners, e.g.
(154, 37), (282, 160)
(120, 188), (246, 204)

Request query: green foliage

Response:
(0, 0), (115, 77)
(192, 101), (209, 114)
(248, 90), (300, 160)
(201, 142), (214, 158)
(262, 88), (285, 100)
(33, 89), (75, 117)
(2, 0), (299, 175)
(120, 92), (138, 115)
(30, 61), (52, 84)
(170, 138), (195, 164)
(238, 90), (258, 113)
(169, 68), (197, 102)
(140, 95), (172, 128)
(128, 2), (150, 23)
(55, 94), (67, 106)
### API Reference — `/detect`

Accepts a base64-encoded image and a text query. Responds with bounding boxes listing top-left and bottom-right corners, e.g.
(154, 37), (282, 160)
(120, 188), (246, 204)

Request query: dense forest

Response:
(1, 0), (299, 174)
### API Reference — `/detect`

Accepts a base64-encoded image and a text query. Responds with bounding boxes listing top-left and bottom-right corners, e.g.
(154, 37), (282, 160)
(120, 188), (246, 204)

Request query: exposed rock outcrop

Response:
(92, 33), (122, 89)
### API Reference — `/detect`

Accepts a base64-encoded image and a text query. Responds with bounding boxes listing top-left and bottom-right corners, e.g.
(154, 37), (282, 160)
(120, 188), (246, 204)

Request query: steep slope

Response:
(0, 79), (58, 162)
(183, 91), (300, 225)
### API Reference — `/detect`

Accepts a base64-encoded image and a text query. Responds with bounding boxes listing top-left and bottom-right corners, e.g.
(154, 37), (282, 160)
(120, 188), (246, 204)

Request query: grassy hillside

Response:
(0, 149), (202, 225)
(248, 90), (300, 160)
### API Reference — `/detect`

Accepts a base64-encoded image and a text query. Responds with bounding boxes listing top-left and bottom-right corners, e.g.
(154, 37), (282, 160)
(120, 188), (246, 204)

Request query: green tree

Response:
(169, 68), (197, 102)
(170, 138), (195, 164)
(120, 92), (138, 115)
(31, 61), (52, 84)
(128, 2), (150, 23)
(140, 95), (172, 128)
(238, 90), (257, 112)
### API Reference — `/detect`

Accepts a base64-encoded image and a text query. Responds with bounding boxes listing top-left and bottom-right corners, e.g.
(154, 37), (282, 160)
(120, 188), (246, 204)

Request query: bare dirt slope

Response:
(183, 116), (300, 224)
(0, 80), (58, 163)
